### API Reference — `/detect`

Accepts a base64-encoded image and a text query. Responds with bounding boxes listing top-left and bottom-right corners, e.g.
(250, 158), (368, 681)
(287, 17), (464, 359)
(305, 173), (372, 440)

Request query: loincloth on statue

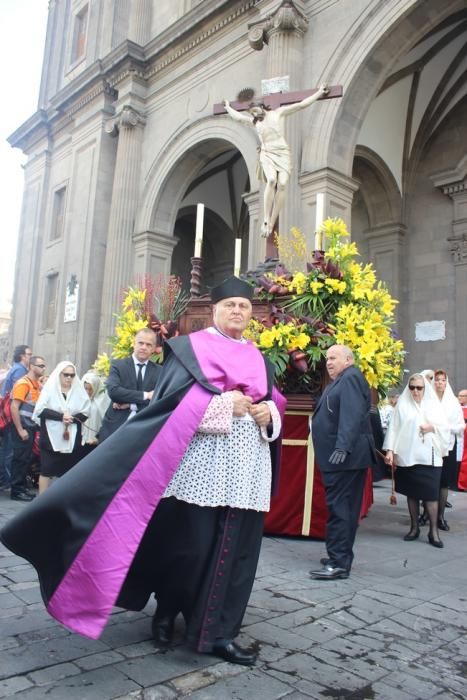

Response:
(257, 144), (292, 182)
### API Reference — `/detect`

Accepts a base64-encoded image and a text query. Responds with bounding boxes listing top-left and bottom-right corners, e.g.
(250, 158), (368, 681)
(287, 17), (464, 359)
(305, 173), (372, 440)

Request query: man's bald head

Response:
(326, 344), (354, 380)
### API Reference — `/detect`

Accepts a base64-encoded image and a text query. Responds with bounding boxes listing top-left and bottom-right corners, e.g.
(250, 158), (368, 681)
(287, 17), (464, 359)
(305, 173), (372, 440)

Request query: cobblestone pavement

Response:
(0, 481), (466, 699)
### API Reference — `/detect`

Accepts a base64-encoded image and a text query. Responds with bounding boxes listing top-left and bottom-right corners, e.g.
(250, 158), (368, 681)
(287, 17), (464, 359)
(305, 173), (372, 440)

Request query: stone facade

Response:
(8, 0), (467, 388)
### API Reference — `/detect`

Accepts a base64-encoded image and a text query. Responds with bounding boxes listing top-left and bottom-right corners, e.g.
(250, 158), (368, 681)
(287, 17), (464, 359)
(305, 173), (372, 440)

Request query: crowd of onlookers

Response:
(0, 344), (109, 501)
(379, 369), (467, 548)
(1, 341), (466, 540)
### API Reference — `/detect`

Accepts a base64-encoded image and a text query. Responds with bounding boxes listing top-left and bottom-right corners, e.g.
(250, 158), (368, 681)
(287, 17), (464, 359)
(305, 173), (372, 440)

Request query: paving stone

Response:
(117, 641), (158, 659)
(117, 647), (216, 687)
(0, 554), (25, 568)
(99, 618), (153, 648)
(0, 609), (58, 636)
(0, 591), (25, 609)
(28, 661), (82, 684)
(9, 667), (141, 699)
(141, 688), (178, 700)
(10, 585), (42, 604)
(290, 617), (349, 644)
(75, 650), (126, 670)
(0, 675), (34, 697)
(0, 637), (19, 652)
(268, 651), (369, 691)
(8, 580), (40, 591)
(366, 679), (416, 699)
(381, 668), (448, 698)
(2, 566), (38, 584)
(243, 620), (315, 651)
(170, 663), (243, 695)
(0, 635), (108, 679)
(185, 668), (292, 699)
(248, 588), (309, 614)
(309, 644), (389, 684)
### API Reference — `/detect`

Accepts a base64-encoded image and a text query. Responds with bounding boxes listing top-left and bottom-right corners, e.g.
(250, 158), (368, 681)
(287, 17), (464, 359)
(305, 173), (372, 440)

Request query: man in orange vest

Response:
(10, 356), (46, 501)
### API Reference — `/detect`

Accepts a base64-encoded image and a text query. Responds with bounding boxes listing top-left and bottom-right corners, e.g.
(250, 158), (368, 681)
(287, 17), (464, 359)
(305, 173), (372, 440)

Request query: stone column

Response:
(99, 105), (146, 348)
(133, 230), (179, 278)
(363, 223), (406, 327)
(248, 0), (308, 242)
(299, 168), (360, 255)
(128, 0), (152, 45)
(431, 163), (467, 387)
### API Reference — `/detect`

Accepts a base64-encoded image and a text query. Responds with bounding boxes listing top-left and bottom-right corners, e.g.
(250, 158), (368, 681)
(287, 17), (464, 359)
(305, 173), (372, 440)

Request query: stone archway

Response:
(135, 117), (263, 279)
(302, 0), (467, 177)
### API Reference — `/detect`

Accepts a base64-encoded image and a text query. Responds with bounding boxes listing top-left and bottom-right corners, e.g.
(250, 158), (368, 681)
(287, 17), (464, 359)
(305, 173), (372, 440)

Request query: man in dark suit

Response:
(99, 328), (161, 441)
(310, 344), (376, 580)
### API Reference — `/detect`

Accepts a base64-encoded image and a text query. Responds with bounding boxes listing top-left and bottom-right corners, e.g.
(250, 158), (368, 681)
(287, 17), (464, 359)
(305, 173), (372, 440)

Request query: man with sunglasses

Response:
(9, 357), (46, 501)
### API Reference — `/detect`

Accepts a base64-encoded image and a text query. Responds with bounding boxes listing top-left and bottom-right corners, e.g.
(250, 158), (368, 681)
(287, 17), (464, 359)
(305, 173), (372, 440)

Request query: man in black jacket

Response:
(310, 344), (376, 580)
(99, 328), (161, 441)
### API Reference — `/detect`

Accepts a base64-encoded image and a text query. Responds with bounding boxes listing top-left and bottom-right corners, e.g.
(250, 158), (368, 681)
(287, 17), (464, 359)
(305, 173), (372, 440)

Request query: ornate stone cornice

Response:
(105, 106), (146, 136)
(145, 0), (257, 81)
(248, 0), (308, 50)
(9, 1), (258, 151)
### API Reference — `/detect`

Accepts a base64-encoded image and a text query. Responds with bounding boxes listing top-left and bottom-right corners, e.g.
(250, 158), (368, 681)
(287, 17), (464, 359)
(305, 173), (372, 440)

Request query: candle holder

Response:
(190, 256), (204, 298)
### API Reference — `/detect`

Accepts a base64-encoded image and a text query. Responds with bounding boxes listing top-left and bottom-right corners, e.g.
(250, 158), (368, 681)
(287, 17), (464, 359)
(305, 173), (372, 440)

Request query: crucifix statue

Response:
(214, 85), (342, 238)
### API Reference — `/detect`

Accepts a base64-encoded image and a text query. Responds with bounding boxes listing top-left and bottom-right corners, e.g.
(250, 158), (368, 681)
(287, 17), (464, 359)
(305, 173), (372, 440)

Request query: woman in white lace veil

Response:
(384, 373), (450, 547)
(33, 361), (90, 493)
(433, 369), (465, 530)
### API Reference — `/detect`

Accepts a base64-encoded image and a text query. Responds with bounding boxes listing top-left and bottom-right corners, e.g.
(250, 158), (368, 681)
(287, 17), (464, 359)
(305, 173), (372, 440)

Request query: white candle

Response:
(234, 238), (242, 276)
(194, 203), (205, 257)
(314, 193), (325, 249)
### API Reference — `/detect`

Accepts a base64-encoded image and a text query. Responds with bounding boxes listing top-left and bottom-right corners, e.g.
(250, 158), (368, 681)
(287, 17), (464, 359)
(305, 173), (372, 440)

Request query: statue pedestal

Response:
(264, 399), (374, 539)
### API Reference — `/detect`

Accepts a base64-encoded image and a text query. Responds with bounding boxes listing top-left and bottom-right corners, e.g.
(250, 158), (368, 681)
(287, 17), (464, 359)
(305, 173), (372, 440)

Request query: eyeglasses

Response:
(33, 364), (46, 368)
(409, 385), (424, 391)
(62, 373), (76, 378)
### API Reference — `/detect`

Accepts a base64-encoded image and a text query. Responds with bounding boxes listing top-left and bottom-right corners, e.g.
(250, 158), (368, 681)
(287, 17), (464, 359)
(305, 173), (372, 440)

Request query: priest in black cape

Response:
(1, 276), (286, 667)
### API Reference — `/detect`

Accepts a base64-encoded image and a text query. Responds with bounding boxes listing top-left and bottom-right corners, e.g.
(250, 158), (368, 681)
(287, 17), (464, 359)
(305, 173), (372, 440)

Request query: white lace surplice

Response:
(163, 392), (281, 512)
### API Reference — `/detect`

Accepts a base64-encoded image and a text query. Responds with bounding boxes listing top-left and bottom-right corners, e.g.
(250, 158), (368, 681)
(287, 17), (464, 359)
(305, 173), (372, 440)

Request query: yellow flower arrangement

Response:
(247, 219), (404, 395)
(93, 276), (189, 376)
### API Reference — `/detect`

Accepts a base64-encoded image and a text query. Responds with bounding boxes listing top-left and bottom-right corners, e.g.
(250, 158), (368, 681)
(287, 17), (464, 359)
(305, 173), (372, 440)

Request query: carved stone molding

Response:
(105, 105), (146, 136)
(431, 157), (467, 264)
(448, 235), (467, 265)
(248, 0), (308, 51)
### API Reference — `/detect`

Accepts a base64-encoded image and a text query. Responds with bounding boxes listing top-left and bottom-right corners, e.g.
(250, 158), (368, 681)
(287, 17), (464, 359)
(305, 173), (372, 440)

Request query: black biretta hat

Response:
(211, 276), (254, 303)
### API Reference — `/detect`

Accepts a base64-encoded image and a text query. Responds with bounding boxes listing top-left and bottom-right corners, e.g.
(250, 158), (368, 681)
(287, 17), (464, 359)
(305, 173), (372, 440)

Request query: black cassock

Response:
(1, 331), (284, 650)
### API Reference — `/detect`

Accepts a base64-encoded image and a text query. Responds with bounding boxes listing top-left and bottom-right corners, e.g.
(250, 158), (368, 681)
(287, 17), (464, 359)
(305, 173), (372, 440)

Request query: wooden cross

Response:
(213, 85), (343, 115)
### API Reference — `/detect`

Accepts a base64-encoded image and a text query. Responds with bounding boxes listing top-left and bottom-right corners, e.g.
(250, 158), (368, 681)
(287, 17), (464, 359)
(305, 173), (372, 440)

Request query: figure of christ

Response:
(223, 84), (329, 238)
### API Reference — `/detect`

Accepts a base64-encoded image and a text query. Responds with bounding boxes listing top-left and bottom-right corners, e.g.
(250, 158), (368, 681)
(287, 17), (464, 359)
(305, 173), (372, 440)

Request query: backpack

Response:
(0, 393), (12, 432)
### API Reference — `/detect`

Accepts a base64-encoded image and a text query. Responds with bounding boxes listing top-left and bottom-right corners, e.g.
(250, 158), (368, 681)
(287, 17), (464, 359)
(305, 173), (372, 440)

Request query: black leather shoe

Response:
(151, 613), (175, 646)
(437, 518), (450, 531)
(403, 528), (420, 541)
(428, 534), (444, 548)
(212, 640), (257, 666)
(310, 565), (349, 580)
(445, 501), (452, 508)
(10, 492), (34, 502)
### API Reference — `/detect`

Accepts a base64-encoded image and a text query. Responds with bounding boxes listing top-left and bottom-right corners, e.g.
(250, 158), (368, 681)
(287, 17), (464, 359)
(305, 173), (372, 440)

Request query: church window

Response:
(71, 5), (88, 63)
(43, 274), (59, 331)
(50, 187), (66, 241)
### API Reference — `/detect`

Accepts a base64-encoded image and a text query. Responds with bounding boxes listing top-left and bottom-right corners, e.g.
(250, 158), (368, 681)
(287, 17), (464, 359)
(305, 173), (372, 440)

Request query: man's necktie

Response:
(136, 363), (144, 391)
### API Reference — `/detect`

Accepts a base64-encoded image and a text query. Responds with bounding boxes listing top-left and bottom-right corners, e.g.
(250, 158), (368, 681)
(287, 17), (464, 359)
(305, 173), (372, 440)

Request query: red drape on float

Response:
(458, 406), (467, 491)
(264, 409), (373, 538)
